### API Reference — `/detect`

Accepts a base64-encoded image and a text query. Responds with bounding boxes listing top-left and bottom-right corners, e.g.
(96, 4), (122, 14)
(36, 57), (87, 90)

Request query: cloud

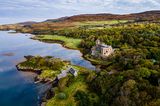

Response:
(147, 0), (160, 6)
(1, 0), (160, 13)
(0, 0), (160, 24)
(123, 0), (144, 3)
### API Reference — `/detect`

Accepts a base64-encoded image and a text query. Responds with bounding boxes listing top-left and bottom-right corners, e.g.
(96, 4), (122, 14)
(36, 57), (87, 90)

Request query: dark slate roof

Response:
(69, 68), (76, 74)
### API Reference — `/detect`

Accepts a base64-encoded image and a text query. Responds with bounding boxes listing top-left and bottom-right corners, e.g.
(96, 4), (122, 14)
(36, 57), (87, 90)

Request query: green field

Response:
(33, 35), (82, 49)
(74, 20), (130, 29)
(75, 20), (129, 26)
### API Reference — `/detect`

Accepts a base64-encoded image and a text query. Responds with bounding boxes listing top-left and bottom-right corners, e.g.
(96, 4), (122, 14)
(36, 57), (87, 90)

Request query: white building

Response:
(57, 67), (78, 80)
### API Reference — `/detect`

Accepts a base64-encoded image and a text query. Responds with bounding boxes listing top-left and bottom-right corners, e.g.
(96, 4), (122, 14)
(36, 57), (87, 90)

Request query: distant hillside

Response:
(45, 10), (160, 22)
(0, 10), (160, 33)
(45, 17), (69, 22)
(18, 21), (37, 26)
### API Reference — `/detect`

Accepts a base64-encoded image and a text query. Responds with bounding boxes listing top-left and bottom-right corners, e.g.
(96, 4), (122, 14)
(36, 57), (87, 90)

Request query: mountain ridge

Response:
(0, 10), (160, 33)
(44, 10), (160, 23)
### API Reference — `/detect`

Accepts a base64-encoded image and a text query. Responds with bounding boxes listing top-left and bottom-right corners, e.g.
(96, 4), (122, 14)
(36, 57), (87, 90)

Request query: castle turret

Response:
(96, 39), (101, 45)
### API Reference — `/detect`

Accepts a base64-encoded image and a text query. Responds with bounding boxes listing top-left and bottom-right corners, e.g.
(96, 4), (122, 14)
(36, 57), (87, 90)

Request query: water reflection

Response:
(0, 31), (95, 106)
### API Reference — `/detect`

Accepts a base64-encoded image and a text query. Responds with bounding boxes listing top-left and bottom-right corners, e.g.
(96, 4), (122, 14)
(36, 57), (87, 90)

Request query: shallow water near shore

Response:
(0, 31), (95, 106)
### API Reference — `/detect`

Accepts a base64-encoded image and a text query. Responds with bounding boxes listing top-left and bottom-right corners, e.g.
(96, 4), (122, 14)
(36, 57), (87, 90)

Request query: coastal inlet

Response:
(0, 31), (95, 106)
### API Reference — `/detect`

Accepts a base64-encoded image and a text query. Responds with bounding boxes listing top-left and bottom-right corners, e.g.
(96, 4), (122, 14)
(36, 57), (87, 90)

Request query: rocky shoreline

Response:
(16, 64), (58, 106)
(31, 37), (65, 45)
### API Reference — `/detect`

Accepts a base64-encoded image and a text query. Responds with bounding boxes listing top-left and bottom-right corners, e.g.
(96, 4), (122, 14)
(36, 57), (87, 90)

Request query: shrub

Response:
(57, 92), (67, 100)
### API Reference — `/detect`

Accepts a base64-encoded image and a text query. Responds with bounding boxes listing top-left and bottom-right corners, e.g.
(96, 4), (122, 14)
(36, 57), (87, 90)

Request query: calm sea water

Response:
(0, 31), (95, 106)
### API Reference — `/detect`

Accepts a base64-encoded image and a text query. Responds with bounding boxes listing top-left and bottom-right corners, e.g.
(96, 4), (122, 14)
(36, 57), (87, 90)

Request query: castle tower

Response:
(96, 39), (101, 45)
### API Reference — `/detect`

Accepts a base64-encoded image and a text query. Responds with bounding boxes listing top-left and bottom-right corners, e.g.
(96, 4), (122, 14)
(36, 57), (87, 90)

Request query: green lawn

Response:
(46, 66), (93, 106)
(75, 20), (129, 26)
(38, 70), (60, 79)
(46, 80), (87, 106)
(33, 35), (82, 49)
(46, 71), (89, 106)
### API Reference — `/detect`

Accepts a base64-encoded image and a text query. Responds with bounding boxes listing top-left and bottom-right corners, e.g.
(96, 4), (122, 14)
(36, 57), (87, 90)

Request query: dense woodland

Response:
(54, 23), (160, 106)
(16, 22), (160, 106)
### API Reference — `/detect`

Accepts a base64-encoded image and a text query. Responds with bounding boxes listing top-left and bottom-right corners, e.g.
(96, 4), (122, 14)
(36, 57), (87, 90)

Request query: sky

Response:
(0, 0), (160, 24)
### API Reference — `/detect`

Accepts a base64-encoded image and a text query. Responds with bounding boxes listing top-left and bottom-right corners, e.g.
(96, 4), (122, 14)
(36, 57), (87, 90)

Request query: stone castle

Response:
(91, 39), (114, 58)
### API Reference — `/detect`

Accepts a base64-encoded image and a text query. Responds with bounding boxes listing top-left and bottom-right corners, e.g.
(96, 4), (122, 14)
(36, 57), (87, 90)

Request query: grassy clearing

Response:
(33, 35), (82, 49)
(75, 20), (129, 26)
(38, 70), (60, 79)
(46, 75), (88, 106)
(46, 66), (93, 106)
(47, 82), (87, 106)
